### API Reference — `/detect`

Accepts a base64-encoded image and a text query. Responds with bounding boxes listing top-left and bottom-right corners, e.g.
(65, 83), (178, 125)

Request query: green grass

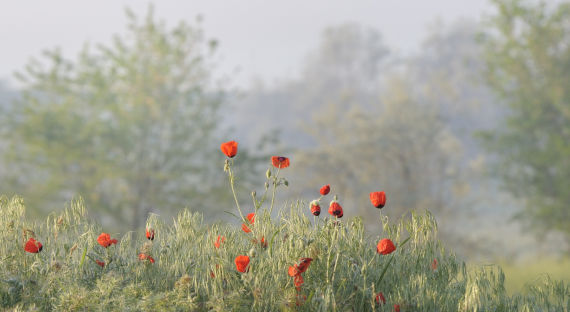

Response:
(499, 258), (570, 295)
(0, 196), (568, 311)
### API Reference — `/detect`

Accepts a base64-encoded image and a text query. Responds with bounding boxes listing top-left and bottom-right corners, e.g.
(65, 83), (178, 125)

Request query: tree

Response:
(480, 0), (570, 244)
(1, 8), (230, 229)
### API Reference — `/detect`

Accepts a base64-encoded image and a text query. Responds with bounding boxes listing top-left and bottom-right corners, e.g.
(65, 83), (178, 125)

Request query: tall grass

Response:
(1, 195), (568, 311)
(1, 152), (569, 311)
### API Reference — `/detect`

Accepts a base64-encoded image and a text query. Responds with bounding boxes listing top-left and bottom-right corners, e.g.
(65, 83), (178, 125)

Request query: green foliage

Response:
(1, 7), (229, 228)
(480, 0), (570, 242)
(0, 195), (567, 311)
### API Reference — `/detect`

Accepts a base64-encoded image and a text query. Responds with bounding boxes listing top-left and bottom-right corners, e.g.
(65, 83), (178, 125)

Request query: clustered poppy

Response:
(375, 292), (386, 305)
(220, 141), (238, 158)
(271, 156), (290, 169)
(138, 253), (155, 264)
(97, 233), (118, 248)
(234, 255), (250, 273)
(288, 258), (312, 291)
(328, 200), (343, 218)
(214, 235), (225, 249)
(24, 237), (43, 253)
(310, 200), (321, 216)
(320, 184), (330, 196)
(146, 228), (155, 241)
(377, 238), (396, 255)
(96, 260), (105, 268)
(242, 213), (255, 233)
(370, 191), (387, 209)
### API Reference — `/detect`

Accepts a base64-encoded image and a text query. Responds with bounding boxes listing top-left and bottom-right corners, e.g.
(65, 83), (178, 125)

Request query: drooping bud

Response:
(266, 169), (272, 179)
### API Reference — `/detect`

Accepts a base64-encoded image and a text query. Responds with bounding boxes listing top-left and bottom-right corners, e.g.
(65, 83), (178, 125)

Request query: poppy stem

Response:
(228, 163), (246, 224)
(268, 168), (280, 216)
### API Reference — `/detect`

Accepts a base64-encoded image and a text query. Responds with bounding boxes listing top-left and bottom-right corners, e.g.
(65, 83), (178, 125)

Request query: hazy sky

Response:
(0, 0), (492, 89)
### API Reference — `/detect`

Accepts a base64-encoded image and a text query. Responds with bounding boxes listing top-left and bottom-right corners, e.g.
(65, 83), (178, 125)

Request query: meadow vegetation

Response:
(0, 146), (568, 311)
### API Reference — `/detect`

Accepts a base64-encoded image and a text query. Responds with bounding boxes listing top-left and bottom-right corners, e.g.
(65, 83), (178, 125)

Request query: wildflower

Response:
(310, 200), (321, 216)
(235, 255), (250, 273)
(375, 292), (386, 305)
(97, 233), (118, 248)
(288, 257), (313, 290)
(394, 304), (401, 312)
(271, 156), (290, 169)
(146, 228), (155, 240)
(377, 238), (396, 255)
(432, 258), (438, 271)
(24, 237), (43, 253)
(242, 213), (255, 233)
(293, 274), (304, 291)
(370, 191), (387, 208)
(220, 141), (238, 158)
(252, 236), (267, 248)
(138, 253), (155, 264)
(96, 260), (105, 268)
(214, 235), (225, 249)
(328, 200), (343, 218)
(320, 184), (330, 196)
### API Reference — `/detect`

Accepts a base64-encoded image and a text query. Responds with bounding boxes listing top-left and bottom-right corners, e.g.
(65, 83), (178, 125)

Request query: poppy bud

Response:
(251, 190), (256, 198)
(328, 200), (343, 218)
(310, 200), (321, 216)
(265, 182), (269, 189)
(248, 248), (257, 258)
(320, 184), (330, 196)
(266, 169), (272, 179)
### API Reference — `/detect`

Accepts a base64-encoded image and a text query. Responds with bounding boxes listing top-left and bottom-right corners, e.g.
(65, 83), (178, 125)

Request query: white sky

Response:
(0, 0), (492, 89)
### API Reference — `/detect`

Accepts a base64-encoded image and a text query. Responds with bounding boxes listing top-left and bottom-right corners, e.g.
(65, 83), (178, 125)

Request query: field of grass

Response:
(498, 258), (570, 295)
(0, 154), (569, 311)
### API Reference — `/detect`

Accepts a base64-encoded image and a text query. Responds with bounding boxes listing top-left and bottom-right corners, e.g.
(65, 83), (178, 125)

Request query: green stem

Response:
(269, 168), (280, 215)
(228, 164), (246, 223)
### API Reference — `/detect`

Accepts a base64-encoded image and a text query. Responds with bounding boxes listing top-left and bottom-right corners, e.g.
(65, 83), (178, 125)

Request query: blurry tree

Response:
(286, 24), (465, 225)
(480, 0), (570, 244)
(1, 8), (234, 229)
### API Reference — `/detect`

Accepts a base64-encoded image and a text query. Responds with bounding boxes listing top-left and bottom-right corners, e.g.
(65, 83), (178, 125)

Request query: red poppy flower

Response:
(24, 237), (43, 253)
(328, 201), (343, 218)
(377, 238), (396, 255)
(241, 213), (255, 233)
(288, 258), (313, 277)
(235, 255), (250, 273)
(271, 156), (290, 169)
(220, 141), (238, 158)
(138, 253), (155, 263)
(310, 200), (321, 216)
(259, 236), (267, 248)
(214, 235), (225, 249)
(375, 292), (386, 305)
(293, 274), (304, 291)
(96, 260), (105, 268)
(432, 258), (438, 271)
(146, 228), (155, 240)
(370, 191), (387, 209)
(97, 233), (118, 248)
(210, 271), (215, 278)
(394, 304), (400, 312)
(320, 184), (330, 196)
